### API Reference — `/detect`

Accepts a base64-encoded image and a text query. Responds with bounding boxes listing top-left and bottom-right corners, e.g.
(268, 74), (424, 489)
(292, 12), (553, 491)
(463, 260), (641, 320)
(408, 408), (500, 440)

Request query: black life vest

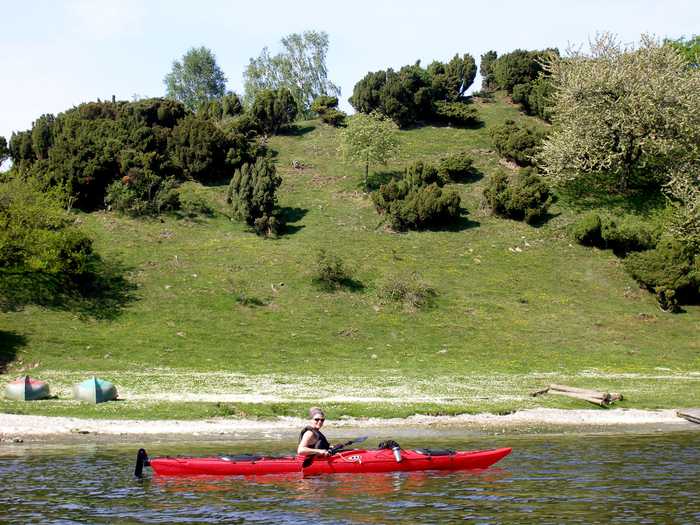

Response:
(298, 426), (330, 450)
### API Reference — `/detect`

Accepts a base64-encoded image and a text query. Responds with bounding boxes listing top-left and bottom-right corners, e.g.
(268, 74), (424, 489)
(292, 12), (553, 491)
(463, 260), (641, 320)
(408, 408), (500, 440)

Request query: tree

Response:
(666, 35), (700, 68)
(0, 136), (8, 168)
(339, 112), (400, 189)
(479, 50), (498, 91)
(243, 30), (340, 116)
(164, 47), (227, 112)
(226, 157), (284, 236)
(539, 33), (700, 193)
(491, 49), (553, 93)
(250, 88), (298, 135)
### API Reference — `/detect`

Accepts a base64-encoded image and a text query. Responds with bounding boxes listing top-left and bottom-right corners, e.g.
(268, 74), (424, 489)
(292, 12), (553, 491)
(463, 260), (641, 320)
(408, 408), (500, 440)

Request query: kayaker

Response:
(297, 407), (332, 456)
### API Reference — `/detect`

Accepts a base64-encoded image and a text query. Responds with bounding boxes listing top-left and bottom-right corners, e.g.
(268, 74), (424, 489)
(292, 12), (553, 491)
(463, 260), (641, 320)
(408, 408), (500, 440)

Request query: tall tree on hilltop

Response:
(164, 47), (227, 112)
(243, 30), (340, 116)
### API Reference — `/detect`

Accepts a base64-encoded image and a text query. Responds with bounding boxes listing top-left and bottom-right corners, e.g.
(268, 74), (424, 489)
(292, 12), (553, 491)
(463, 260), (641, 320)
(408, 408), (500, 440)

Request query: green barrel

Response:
(73, 376), (118, 404)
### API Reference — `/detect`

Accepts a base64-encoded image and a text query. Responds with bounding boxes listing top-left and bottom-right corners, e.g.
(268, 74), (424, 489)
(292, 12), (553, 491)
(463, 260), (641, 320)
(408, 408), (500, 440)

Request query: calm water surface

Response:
(1, 431), (698, 524)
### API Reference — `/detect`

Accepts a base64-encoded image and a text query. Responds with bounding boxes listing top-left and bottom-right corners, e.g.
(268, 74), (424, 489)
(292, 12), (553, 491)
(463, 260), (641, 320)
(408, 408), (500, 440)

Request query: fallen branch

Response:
(677, 409), (700, 425)
(531, 384), (623, 407)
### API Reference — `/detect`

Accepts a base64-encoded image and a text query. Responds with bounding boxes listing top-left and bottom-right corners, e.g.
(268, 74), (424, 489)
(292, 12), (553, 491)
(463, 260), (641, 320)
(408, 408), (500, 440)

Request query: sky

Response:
(1, 0), (699, 145)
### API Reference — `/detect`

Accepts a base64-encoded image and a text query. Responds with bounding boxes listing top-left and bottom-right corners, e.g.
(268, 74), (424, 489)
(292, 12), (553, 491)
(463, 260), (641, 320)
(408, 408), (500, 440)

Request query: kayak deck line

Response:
(135, 447), (512, 477)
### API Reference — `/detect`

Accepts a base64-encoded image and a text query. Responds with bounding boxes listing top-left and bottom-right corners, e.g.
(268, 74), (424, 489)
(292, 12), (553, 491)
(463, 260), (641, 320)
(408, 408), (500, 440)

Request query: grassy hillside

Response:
(2, 95), (699, 419)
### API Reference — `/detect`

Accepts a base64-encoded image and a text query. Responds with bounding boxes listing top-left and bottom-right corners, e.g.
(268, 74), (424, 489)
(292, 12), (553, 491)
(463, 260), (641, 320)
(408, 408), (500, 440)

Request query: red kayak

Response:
(136, 447), (511, 477)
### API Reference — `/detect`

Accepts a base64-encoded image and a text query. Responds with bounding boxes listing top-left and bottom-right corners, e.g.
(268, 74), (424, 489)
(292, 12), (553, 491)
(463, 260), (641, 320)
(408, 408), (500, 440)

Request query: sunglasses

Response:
(313, 418), (325, 422)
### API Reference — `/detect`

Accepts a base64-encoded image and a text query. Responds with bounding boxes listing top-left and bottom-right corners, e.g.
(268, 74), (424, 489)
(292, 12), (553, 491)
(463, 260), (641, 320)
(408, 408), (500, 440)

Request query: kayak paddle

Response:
(302, 436), (369, 468)
(329, 435), (368, 455)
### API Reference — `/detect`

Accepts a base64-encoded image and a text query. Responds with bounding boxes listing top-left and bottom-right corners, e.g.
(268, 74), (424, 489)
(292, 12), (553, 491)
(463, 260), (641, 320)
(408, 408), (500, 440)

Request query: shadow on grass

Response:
(451, 167), (484, 184)
(429, 118), (485, 131)
(0, 257), (137, 321)
(556, 175), (666, 215)
(0, 331), (27, 373)
(278, 124), (315, 137)
(529, 211), (562, 228)
(365, 170), (404, 192)
(429, 213), (480, 233)
(313, 277), (365, 293)
(279, 206), (309, 236)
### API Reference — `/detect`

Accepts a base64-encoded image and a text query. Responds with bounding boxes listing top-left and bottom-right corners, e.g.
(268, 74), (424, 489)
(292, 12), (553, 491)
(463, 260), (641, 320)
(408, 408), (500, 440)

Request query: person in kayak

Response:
(297, 407), (332, 456)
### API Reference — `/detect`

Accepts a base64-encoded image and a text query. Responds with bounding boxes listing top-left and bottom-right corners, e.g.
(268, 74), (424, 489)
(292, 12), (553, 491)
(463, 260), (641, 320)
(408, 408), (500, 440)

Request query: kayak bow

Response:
(136, 447), (511, 477)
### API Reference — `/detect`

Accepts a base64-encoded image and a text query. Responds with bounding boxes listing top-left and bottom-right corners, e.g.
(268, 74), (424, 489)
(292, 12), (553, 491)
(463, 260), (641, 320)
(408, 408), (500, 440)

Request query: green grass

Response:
(2, 95), (699, 419)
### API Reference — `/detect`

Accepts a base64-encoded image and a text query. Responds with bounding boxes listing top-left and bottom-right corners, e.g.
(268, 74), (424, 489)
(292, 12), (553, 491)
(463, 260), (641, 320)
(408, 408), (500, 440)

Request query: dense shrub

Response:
(570, 213), (603, 246)
(372, 161), (443, 211)
(198, 93), (243, 120)
(570, 213), (662, 255)
(312, 249), (353, 290)
(227, 157), (284, 236)
(437, 152), (476, 182)
(372, 160), (461, 231)
(491, 49), (556, 93)
(251, 88), (298, 135)
(177, 182), (214, 217)
(432, 101), (479, 126)
(310, 95), (346, 126)
(483, 169), (552, 224)
(349, 54), (478, 128)
(386, 184), (461, 231)
(624, 239), (700, 311)
(220, 113), (261, 139)
(0, 176), (94, 278)
(601, 216), (662, 256)
(378, 273), (437, 310)
(168, 115), (234, 182)
(490, 120), (545, 166)
(511, 78), (553, 121)
(7, 98), (252, 211)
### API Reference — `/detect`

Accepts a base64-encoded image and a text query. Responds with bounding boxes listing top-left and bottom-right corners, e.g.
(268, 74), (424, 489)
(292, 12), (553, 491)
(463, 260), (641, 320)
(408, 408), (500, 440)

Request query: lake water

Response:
(1, 431), (698, 524)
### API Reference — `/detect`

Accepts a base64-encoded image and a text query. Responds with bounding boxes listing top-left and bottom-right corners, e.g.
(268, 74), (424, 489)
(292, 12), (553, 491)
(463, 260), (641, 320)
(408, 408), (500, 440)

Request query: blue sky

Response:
(1, 0), (698, 143)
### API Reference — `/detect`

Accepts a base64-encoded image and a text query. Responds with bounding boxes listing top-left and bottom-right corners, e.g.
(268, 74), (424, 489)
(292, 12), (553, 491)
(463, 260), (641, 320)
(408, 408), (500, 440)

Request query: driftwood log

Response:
(531, 384), (623, 407)
(676, 409), (700, 424)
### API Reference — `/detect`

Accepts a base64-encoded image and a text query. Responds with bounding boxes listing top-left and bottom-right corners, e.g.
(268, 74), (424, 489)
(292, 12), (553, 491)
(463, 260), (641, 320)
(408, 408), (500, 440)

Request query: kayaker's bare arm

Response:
(297, 430), (330, 456)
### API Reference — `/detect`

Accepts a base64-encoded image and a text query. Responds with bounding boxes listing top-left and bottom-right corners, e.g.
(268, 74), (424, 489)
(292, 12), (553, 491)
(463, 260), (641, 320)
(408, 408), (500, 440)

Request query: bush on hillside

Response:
(7, 98), (252, 210)
(483, 168), (552, 224)
(349, 54), (478, 128)
(432, 101), (479, 127)
(227, 157), (285, 236)
(312, 249), (354, 291)
(310, 95), (347, 126)
(251, 88), (298, 135)
(386, 184), (461, 231)
(490, 120), (545, 166)
(437, 152), (476, 182)
(623, 239), (700, 312)
(512, 77), (553, 121)
(491, 49), (556, 93)
(105, 171), (179, 217)
(0, 176), (94, 281)
(177, 182), (214, 217)
(378, 273), (437, 310)
(372, 160), (443, 212)
(570, 213), (662, 255)
(570, 213), (603, 246)
(372, 160), (461, 231)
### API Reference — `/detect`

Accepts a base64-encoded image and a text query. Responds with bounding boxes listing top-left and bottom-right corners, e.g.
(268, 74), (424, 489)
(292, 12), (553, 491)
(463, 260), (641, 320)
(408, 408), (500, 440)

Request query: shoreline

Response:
(1, 408), (697, 445)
